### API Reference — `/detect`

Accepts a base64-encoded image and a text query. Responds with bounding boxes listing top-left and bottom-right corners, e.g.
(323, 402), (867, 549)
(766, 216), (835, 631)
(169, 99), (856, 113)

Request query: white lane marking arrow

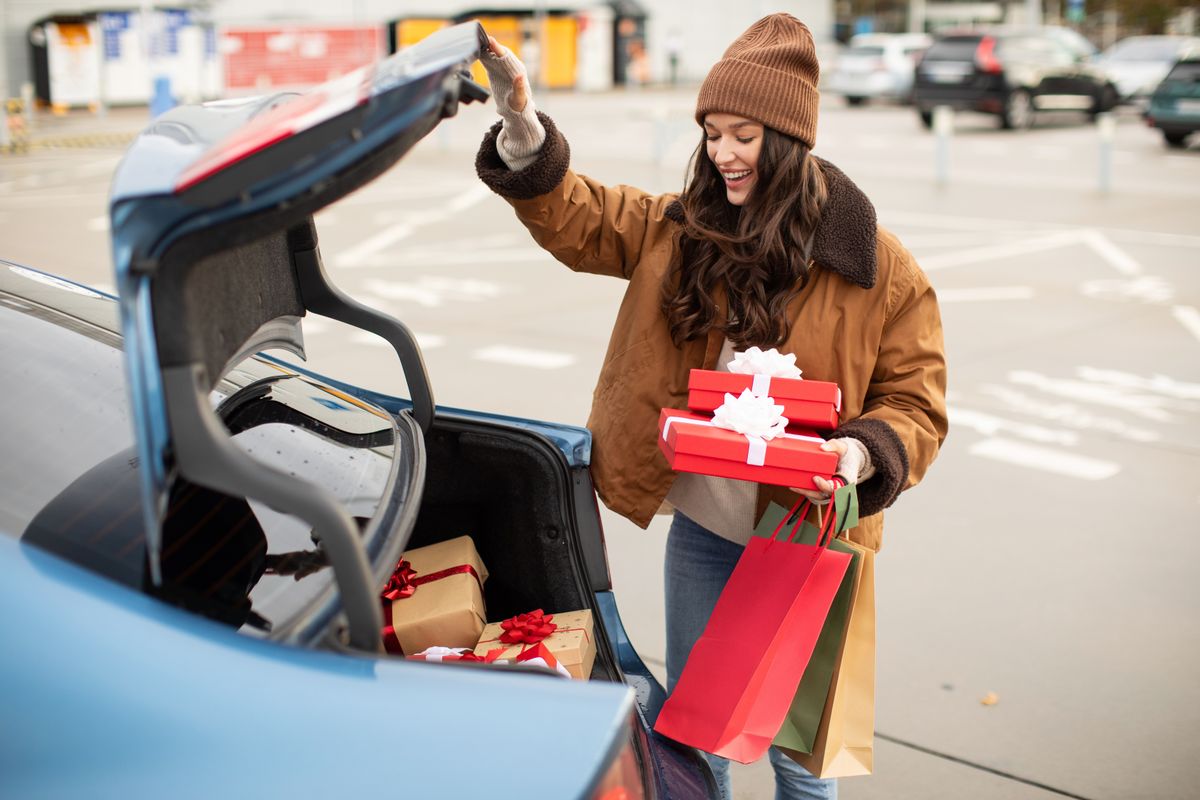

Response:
(1009, 370), (1189, 423)
(949, 406), (1078, 445)
(969, 437), (1120, 480)
(1172, 306), (1200, 345)
(1078, 229), (1141, 276)
(1075, 366), (1200, 400)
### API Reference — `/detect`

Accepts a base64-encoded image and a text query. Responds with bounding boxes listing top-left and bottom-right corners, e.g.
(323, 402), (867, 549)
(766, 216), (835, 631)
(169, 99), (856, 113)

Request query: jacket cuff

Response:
(475, 111), (570, 200)
(829, 417), (909, 517)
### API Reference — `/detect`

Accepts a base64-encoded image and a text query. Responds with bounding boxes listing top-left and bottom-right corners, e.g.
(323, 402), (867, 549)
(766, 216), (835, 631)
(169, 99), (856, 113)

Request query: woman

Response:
(477, 14), (947, 800)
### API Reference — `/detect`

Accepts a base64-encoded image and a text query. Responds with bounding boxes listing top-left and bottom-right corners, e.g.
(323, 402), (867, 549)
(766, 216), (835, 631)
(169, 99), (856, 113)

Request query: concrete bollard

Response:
(1, 101), (10, 151)
(20, 82), (34, 132)
(933, 105), (953, 185)
(1096, 112), (1116, 194)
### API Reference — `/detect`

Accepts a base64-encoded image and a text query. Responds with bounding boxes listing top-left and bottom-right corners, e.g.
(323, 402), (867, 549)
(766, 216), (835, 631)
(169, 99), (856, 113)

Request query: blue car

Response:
(0, 22), (717, 799)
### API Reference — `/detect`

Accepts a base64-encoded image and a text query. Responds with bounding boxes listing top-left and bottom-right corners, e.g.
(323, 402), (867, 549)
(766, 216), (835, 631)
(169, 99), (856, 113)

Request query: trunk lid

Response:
(110, 21), (489, 651)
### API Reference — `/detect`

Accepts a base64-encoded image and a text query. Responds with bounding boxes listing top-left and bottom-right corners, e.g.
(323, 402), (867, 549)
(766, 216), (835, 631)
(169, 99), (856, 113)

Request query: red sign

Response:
(221, 25), (384, 92)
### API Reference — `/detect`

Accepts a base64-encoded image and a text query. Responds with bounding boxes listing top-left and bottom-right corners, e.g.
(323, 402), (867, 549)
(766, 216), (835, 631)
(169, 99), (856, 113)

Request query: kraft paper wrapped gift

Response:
(381, 535), (488, 655)
(688, 370), (842, 431)
(658, 407), (837, 491)
(473, 608), (596, 681)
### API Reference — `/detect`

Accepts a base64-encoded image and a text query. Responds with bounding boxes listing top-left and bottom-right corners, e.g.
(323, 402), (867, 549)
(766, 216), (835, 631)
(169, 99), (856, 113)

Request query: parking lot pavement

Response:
(3, 91), (1198, 800)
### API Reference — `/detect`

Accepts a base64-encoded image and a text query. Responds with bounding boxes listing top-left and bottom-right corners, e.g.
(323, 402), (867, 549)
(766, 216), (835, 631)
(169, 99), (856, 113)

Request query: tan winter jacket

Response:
(477, 114), (947, 552)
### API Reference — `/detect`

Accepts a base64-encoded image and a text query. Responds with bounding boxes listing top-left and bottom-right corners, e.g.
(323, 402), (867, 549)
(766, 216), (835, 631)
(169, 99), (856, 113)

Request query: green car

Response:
(1146, 56), (1200, 148)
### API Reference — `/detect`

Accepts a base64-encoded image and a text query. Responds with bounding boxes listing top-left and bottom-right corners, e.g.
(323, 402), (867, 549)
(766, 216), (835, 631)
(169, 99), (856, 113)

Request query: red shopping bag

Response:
(654, 491), (853, 764)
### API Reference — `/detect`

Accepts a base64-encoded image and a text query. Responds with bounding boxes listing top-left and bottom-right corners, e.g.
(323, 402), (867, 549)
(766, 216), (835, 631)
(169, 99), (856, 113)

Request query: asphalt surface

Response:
(2, 90), (1198, 800)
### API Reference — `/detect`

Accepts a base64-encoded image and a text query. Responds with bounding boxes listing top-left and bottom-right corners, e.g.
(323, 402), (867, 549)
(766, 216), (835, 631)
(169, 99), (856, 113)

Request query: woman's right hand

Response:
(484, 36), (529, 114)
(478, 34), (546, 170)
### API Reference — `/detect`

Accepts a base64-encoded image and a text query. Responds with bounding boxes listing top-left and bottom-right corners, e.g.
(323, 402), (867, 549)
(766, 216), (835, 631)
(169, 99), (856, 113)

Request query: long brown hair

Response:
(662, 125), (827, 348)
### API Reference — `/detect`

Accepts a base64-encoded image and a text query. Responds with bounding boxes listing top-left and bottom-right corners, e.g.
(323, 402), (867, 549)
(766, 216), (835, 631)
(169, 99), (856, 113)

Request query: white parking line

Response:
(1080, 275), (1172, 303)
(937, 286), (1034, 302)
(1078, 229), (1141, 275)
(1172, 306), (1200, 344)
(969, 437), (1120, 480)
(920, 230), (1083, 271)
(337, 184), (491, 268)
(473, 345), (575, 370)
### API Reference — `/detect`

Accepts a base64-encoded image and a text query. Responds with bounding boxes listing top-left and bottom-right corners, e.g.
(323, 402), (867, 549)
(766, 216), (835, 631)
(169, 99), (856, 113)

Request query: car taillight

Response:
(590, 713), (648, 800)
(975, 36), (1003, 74)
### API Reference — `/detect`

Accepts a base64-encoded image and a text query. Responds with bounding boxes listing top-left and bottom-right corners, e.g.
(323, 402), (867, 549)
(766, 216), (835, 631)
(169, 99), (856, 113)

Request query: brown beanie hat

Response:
(695, 14), (820, 148)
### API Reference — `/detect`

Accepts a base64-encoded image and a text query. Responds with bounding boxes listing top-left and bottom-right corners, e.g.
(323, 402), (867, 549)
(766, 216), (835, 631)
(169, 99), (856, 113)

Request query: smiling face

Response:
(704, 113), (765, 206)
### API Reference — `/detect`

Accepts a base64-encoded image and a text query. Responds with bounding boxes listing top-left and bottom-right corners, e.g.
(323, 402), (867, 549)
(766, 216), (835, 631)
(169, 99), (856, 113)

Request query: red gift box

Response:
(658, 408), (838, 490)
(687, 369), (842, 430)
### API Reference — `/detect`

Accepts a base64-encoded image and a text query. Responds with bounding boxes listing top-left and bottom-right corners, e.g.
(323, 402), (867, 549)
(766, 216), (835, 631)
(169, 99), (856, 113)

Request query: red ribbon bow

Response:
(381, 559), (418, 601)
(499, 609), (558, 645)
(379, 558), (485, 655)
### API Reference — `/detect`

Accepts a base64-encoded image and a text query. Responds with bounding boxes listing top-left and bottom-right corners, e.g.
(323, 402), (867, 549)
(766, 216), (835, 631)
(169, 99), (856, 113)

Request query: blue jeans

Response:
(665, 511), (837, 800)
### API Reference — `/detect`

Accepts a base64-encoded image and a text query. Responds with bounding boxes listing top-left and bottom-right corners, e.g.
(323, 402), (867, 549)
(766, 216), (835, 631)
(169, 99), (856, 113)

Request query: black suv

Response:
(913, 31), (1119, 129)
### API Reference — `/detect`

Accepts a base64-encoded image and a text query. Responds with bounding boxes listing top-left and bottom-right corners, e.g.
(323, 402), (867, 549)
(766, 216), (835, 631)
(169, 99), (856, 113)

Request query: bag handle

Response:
(770, 476), (846, 548)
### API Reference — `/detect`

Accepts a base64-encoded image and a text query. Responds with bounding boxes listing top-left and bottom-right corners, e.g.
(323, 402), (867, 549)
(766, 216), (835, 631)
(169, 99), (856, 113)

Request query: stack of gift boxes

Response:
(658, 347), (843, 491)
(379, 535), (596, 680)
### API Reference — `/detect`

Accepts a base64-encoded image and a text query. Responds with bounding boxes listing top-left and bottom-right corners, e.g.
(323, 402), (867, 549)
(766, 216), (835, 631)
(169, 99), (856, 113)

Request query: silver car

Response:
(827, 33), (933, 105)
(1095, 35), (1200, 104)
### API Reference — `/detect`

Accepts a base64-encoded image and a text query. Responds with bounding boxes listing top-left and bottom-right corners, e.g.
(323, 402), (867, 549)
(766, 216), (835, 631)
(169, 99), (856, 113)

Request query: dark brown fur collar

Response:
(662, 158), (878, 289)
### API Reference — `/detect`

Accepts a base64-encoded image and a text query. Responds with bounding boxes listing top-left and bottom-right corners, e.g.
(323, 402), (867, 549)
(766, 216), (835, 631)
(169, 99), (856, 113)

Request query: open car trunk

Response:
(110, 20), (621, 673)
(408, 415), (619, 680)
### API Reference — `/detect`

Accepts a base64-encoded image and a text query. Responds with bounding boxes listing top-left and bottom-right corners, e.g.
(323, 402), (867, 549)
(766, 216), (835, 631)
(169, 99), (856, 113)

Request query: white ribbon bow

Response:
(413, 646), (472, 662)
(727, 346), (802, 396)
(712, 389), (789, 440)
(662, 405), (824, 467)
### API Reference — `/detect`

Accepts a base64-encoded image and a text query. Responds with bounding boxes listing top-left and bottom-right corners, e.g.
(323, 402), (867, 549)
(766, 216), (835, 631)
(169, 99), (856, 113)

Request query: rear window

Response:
(1108, 38), (1185, 61)
(1164, 60), (1200, 82)
(0, 294), (131, 540)
(925, 37), (982, 61)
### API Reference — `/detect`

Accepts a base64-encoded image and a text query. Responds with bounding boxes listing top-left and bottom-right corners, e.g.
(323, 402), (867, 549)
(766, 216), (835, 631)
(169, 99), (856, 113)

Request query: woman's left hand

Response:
(791, 437), (872, 504)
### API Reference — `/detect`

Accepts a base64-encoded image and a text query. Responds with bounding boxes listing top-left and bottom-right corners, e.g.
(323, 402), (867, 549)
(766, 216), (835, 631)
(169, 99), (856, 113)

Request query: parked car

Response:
(827, 32), (932, 105)
(913, 30), (1120, 129)
(990, 24), (1098, 61)
(1145, 55), (1200, 148)
(1094, 35), (1200, 105)
(0, 22), (719, 799)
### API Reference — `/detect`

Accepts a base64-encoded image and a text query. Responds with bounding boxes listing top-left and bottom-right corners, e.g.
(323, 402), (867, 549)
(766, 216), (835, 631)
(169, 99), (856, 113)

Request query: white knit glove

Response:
(480, 36), (546, 171)
(793, 437), (874, 505)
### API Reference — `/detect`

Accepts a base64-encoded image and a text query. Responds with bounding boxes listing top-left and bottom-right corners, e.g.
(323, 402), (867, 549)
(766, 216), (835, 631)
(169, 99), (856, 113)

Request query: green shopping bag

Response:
(753, 484), (861, 755)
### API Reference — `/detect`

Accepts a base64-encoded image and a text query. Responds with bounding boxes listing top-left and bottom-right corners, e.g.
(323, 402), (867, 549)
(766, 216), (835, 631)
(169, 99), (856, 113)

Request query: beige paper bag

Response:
(780, 537), (875, 778)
